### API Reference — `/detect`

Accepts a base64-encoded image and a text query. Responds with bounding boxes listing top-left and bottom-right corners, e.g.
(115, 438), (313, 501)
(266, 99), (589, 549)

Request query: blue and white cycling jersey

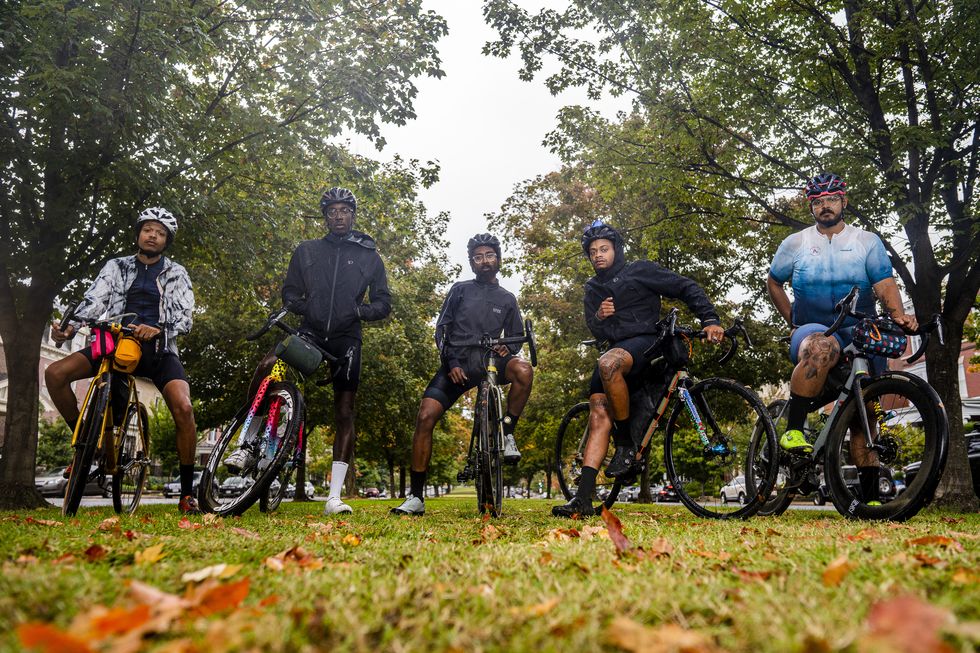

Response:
(769, 223), (892, 329)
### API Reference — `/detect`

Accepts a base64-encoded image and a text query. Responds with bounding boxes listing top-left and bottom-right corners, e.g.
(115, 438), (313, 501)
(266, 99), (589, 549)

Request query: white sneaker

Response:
(389, 495), (425, 516)
(323, 496), (353, 515)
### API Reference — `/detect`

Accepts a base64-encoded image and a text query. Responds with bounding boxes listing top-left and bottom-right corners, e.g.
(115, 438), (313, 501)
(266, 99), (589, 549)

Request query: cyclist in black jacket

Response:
(225, 187), (391, 515)
(391, 234), (533, 516)
(553, 220), (724, 518)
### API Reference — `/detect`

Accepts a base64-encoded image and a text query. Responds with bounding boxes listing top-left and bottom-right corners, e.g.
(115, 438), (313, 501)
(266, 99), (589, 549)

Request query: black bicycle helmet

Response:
(805, 172), (847, 200)
(581, 219), (623, 255)
(320, 187), (357, 216)
(467, 233), (502, 260)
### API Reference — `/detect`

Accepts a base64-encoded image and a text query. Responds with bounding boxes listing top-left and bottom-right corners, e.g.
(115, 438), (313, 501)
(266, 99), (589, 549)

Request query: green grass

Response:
(1, 498), (978, 652)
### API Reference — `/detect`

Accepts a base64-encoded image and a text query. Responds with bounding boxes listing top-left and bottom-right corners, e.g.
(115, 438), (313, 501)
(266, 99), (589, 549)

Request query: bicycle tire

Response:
(199, 382), (303, 516)
(111, 402), (150, 514)
(475, 382), (503, 517)
(63, 381), (110, 517)
(824, 372), (948, 521)
(754, 400), (794, 517)
(259, 415), (305, 513)
(555, 401), (621, 502)
(664, 378), (778, 520)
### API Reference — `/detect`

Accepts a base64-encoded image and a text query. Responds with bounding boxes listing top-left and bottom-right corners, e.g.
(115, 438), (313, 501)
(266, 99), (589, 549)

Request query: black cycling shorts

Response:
(80, 339), (188, 393)
(423, 353), (517, 410)
(588, 333), (662, 396)
(319, 335), (362, 393)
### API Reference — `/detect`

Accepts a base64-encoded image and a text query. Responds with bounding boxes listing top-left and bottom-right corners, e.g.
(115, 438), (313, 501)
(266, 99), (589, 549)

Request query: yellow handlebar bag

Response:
(112, 336), (143, 373)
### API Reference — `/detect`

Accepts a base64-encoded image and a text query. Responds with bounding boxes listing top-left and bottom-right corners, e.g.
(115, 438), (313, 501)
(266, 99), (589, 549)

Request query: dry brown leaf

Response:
(765, 528), (781, 537)
(85, 604), (152, 639)
(264, 545), (324, 572)
(16, 554), (39, 565)
(53, 553), (77, 565)
(307, 522), (334, 534)
(134, 543), (167, 565)
(905, 535), (964, 552)
(229, 527), (260, 540)
(857, 595), (955, 653)
(847, 529), (882, 542)
(341, 533), (362, 547)
(733, 568), (773, 582)
(97, 517), (120, 531)
(688, 549), (732, 561)
(16, 623), (92, 653)
(822, 554), (856, 587)
(177, 517), (202, 530)
(475, 523), (502, 544)
(952, 568), (980, 584)
(509, 597), (560, 618)
(181, 563), (243, 584)
(913, 553), (945, 568)
(606, 617), (724, 653)
(83, 544), (107, 562)
(203, 513), (221, 525)
(579, 525), (610, 541)
(538, 552), (554, 565)
(24, 516), (63, 528)
(599, 506), (633, 555)
(636, 538), (674, 561)
(189, 578), (250, 616)
(544, 527), (581, 541)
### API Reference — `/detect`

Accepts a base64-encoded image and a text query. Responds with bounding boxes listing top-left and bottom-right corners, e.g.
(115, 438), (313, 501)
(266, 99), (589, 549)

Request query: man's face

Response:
(137, 221), (168, 256)
(325, 202), (354, 236)
(588, 239), (615, 271)
(810, 194), (847, 228)
(470, 245), (499, 276)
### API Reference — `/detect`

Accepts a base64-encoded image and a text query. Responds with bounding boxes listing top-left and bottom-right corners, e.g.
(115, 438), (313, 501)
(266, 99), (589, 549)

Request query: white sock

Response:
(329, 461), (349, 501)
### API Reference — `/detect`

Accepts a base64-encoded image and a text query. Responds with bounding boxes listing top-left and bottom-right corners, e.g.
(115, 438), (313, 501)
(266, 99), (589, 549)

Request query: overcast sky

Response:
(343, 1), (629, 296)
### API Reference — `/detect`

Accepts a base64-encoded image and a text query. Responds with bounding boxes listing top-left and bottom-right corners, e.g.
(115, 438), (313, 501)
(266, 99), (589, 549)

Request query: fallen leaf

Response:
(342, 533), (362, 547)
(579, 525), (610, 541)
(939, 517), (964, 524)
(16, 623), (92, 653)
(307, 522), (334, 534)
(189, 578), (250, 616)
(203, 513), (221, 525)
(605, 617), (723, 653)
(544, 527), (581, 541)
(83, 544), (107, 562)
(857, 595), (955, 653)
(229, 527), (260, 540)
(97, 517), (120, 531)
(475, 524), (502, 544)
(181, 563), (243, 584)
(905, 536), (963, 552)
(24, 517), (62, 528)
(134, 543), (168, 565)
(264, 545), (323, 572)
(765, 528), (781, 537)
(599, 506), (632, 555)
(16, 554), (39, 565)
(739, 526), (760, 536)
(688, 549), (732, 561)
(124, 530), (136, 541)
(177, 517), (202, 530)
(951, 568), (980, 584)
(509, 597), (560, 618)
(53, 553), (77, 565)
(86, 604), (152, 639)
(259, 595), (281, 607)
(847, 529), (882, 542)
(913, 553), (945, 568)
(538, 552), (554, 565)
(822, 554), (856, 587)
(636, 537), (674, 560)
(733, 568), (773, 582)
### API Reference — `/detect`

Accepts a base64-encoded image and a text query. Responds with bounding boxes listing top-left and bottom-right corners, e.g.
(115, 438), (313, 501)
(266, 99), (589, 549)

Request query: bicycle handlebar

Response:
(442, 319), (538, 367)
(246, 307), (339, 363)
(641, 308), (750, 365)
(822, 286), (943, 364)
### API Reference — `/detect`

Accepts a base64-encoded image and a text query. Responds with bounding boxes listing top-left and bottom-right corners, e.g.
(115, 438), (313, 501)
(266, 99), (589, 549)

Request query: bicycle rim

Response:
(63, 383), (109, 517)
(200, 382), (302, 516)
(555, 402), (618, 501)
(664, 378), (777, 519)
(112, 402), (150, 514)
(753, 400), (794, 516)
(825, 373), (948, 521)
(260, 419), (303, 513)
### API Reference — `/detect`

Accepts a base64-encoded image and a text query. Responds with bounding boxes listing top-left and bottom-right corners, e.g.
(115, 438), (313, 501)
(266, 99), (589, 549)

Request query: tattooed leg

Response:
(584, 394), (614, 468)
(790, 334), (840, 398)
(598, 348), (634, 420)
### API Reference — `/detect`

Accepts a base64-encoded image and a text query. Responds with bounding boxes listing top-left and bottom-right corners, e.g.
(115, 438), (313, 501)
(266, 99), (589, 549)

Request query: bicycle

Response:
(56, 304), (152, 517)
(754, 286), (949, 521)
(448, 320), (538, 517)
(554, 310), (779, 519)
(198, 307), (346, 516)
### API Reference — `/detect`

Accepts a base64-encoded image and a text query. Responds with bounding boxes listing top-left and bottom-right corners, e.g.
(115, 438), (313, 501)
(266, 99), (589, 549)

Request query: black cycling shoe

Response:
(605, 445), (638, 478)
(551, 496), (596, 519)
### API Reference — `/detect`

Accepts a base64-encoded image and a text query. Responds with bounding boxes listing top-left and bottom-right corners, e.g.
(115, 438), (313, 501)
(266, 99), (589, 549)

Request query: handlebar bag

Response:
(853, 318), (907, 359)
(90, 328), (116, 359)
(112, 335), (143, 373)
(275, 335), (322, 376)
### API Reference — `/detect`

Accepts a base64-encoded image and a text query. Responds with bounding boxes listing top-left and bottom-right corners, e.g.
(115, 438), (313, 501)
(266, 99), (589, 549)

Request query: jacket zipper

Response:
(324, 241), (341, 334)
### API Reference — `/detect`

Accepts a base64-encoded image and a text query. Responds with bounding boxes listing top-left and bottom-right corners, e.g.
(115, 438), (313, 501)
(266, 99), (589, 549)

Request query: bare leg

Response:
(583, 393), (613, 468)
(790, 334), (840, 398)
(162, 379), (197, 466)
(597, 348), (634, 420)
(503, 358), (533, 416)
(411, 398), (445, 472)
(43, 353), (95, 427)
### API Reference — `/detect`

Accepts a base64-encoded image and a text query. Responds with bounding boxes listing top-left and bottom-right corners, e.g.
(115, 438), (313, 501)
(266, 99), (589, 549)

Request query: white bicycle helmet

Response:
(136, 207), (178, 245)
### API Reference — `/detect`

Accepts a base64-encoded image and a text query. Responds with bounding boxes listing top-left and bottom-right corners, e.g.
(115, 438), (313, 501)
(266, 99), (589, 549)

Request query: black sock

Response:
(857, 466), (880, 502)
(786, 393), (810, 432)
(613, 419), (632, 447)
(575, 466), (599, 502)
(503, 413), (519, 436)
(410, 470), (427, 500)
(179, 464), (195, 498)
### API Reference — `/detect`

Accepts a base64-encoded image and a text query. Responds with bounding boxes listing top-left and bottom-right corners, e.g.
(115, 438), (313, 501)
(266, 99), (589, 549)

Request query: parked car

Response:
(656, 483), (680, 502)
(162, 471), (216, 498)
(903, 430), (980, 499)
(34, 466), (107, 497)
(285, 481), (317, 498)
(720, 476), (747, 504)
(813, 465), (898, 505)
(219, 476), (255, 497)
(361, 487), (381, 498)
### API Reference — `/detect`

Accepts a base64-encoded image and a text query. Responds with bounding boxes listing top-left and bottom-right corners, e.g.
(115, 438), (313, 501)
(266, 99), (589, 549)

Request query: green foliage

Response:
(147, 400), (178, 477)
(34, 418), (73, 470)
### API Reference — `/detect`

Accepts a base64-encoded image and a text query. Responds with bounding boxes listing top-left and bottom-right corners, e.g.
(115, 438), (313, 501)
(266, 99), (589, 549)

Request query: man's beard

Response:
(473, 261), (500, 278)
(816, 209), (844, 227)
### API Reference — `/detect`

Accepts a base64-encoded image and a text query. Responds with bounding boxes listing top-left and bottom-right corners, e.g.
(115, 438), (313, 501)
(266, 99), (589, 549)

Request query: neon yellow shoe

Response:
(866, 501), (882, 507)
(779, 429), (813, 453)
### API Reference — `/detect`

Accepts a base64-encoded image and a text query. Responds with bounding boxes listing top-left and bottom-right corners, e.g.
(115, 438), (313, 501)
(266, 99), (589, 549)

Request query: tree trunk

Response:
(925, 319), (980, 511)
(398, 465), (406, 498)
(0, 306), (53, 509)
(433, 484), (439, 498)
(293, 433), (311, 502)
(637, 465), (653, 503)
(546, 469), (552, 499)
(344, 459), (356, 498)
(387, 456), (395, 498)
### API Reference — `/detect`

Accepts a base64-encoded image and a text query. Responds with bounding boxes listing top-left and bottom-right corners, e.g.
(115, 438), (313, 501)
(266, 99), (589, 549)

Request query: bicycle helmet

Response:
(135, 207), (178, 246)
(581, 219), (623, 256)
(467, 233), (502, 260)
(320, 187), (357, 216)
(805, 172), (847, 200)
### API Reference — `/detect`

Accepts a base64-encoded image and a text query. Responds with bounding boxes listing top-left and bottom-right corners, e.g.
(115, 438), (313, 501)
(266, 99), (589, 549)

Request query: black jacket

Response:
(435, 279), (523, 371)
(282, 231), (391, 340)
(584, 258), (720, 343)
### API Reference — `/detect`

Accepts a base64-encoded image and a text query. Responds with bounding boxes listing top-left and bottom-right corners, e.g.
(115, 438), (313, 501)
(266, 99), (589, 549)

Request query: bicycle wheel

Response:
(754, 400), (796, 517)
(476, 383), (504, 517)
(824, 372), (948, 521)
(63, 381), (110, 517)
(664, 378), (778, 519)
(555, 402), (619, 501)
(199, 382), (303, 516)
(111, 402), (150, 514)
(259, 417), (304, 513)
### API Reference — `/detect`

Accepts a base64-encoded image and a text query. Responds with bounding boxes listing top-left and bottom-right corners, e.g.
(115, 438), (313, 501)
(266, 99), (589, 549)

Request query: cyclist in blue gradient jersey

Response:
(766, 172), (917, 504)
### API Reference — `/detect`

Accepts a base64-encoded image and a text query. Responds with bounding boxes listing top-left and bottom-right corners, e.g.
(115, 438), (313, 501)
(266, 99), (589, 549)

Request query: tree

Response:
(0, 0), (447, 507)
(147, 399), (178, 477)
(483, 0), (980, 509)
(35, 418), (73, 470)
